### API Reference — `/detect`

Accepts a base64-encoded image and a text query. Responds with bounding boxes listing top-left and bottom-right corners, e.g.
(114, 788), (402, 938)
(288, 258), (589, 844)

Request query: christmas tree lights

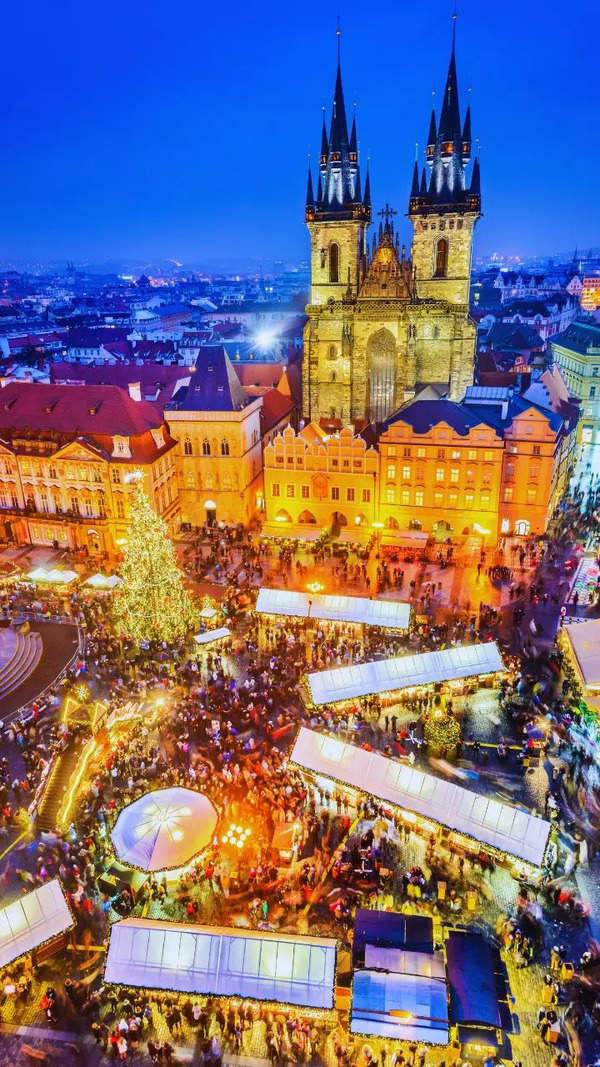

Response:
(113, 473), (197, 643)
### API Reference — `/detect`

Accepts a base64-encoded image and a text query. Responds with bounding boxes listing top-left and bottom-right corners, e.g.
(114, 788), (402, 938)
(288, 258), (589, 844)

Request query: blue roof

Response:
(386, 399), (501, 437)
(445, 931), (502, 1028)
(168, 345), (249, 412)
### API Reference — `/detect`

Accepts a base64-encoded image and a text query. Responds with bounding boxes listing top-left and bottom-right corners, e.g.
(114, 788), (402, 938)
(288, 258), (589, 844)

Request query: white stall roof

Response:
(564, 620), (600, 690)
(0, 879), (73, 968)
(256, 588), (410, 630)
(308, 641), (504, 705)
(290, 728), (550, 866)
(105, 918), (337, 1008)
(194, 627), (232, 645)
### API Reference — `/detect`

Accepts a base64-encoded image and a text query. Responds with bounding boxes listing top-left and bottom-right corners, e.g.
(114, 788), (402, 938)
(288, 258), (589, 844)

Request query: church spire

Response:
(410, 161), (419, 197)
(305, 163), (314, 208)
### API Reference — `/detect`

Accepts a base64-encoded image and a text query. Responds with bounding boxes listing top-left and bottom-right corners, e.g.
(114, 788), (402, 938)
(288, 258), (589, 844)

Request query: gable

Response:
(52, 439), (105, 463)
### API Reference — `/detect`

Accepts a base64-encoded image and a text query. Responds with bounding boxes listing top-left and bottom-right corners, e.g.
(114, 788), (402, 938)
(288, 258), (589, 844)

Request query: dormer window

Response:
(112, 435), (131, 458)
(151, 427), (165, 449)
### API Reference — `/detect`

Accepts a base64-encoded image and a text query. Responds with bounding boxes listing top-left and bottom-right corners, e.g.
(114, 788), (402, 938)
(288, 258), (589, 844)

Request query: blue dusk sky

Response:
(1, 0), (598, 267)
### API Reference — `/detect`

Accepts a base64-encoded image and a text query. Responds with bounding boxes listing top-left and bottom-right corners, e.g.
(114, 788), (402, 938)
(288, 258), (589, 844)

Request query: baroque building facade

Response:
(302, 31), (481, 425)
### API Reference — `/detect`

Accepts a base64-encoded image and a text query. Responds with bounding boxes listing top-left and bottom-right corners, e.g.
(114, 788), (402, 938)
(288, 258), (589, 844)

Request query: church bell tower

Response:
(408, 19), (481, 308)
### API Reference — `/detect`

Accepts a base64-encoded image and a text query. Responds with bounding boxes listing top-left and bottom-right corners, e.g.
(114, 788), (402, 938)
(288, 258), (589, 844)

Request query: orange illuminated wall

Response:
(581, 279), (600, 311)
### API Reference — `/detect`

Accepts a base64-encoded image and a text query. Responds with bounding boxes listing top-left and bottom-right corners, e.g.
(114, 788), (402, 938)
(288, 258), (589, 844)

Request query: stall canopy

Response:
(111, 787), (217, 872)
(26, 567), (79, 584)
(105, 918), (337, 1008)
(194, 628), (231, 646)
(260, 524), (323, 541)
(308, 641), (504, 705)
(84, 573), (121, 589)
(291, 728), (550, 865)
(445, 931), (502, 1028)
(0, 879), (73, 968)
(256, 588), (410, 630)
(564, 619), (600, 691)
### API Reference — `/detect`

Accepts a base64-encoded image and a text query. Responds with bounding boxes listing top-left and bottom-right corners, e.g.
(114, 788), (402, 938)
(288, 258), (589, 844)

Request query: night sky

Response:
(2, 0), (598, 267)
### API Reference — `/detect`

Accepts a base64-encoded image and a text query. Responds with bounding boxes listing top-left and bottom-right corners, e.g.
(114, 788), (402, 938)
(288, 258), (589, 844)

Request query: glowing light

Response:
(221, 824), (252, 849)
(306, 581), (324, 594)
(254, 329), (276, 349)
(473, 522), (491, 535)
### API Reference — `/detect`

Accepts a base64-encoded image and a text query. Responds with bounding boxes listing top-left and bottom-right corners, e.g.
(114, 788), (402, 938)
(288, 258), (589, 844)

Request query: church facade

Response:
(302, 30), (481, 425)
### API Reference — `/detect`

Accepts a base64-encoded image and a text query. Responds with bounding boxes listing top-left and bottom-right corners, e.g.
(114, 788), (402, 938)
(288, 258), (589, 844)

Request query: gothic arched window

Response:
(221, 439), (230, 456)
(184, 436), (192, 455)
(329, 242), (340, 283)
(202, 439), (211, 456)
(434, 237), (448, 278)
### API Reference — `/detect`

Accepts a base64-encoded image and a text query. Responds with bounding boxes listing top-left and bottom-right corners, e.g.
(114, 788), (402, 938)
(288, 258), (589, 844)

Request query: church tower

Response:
(305, 34), (371, 307)
(408, 21), (481, 307)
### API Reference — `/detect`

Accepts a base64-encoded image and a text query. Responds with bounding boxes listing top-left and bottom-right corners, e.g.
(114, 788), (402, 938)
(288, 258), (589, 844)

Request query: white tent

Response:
(105, 918), (337, 1008)
(84, 573), (121, 590)
(0, 879), (73, 968)
(256, 588), (410, 630)
(194, 627), (231, 646)
(26, 567), (78, 585)
(290, 728), (550, 866)
(564, 619), (600, 691)
(111, 787), (217, 872)
(307, 641), (504, 705)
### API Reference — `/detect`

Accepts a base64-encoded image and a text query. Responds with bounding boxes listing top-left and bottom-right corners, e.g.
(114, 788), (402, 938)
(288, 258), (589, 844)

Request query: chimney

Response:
(128, 381), (142, 402)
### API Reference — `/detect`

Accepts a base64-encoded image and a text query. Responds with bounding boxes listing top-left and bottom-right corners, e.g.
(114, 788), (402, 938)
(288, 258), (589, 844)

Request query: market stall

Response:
(562, 619), (600, 695)
(307, 641), (504, 707)
(105, 917), (337, 1008)
(111, 787), (218, 873)
(0, 879), (73, 968)
(290, 727), (550, 866)
(255, 587), (410, 651)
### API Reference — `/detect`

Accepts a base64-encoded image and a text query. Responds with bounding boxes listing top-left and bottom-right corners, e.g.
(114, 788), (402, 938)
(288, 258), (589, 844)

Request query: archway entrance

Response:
(367, 328), (397, 423)
(514, 519), (530, 536)
(204, 500), (217, 526)
(330, 512), (348, 536)
(298, 510), (317, 525)
(87, 528), (101, 554)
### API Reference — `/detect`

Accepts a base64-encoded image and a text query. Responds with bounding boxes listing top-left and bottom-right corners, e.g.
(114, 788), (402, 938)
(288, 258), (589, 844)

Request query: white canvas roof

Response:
(194, 627), (231, 645)
(105, 918), (337, 1008)
(308, 642), (504, 705)
(564, 620), (600, 690)
(0, 879), (73, 968)
(290, 728), (550, 866)
(256, 588), (410, 630)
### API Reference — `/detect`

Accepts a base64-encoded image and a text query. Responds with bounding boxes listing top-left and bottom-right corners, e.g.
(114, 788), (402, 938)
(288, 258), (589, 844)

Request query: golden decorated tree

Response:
(113, 474), (196, 643)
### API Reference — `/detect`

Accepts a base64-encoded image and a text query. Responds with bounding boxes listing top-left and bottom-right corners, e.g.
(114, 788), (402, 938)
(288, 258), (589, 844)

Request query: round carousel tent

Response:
(111, 787), (217, 872)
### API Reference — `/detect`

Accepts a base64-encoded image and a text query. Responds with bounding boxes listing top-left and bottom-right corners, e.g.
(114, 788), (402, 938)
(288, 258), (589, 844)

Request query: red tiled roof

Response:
(259, 388), (294, 435)
(235, 364), (284, 389)
(0, 382), (164, 437)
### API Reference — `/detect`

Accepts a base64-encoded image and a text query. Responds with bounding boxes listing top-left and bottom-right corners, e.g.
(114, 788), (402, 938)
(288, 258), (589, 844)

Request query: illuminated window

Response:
(504, 487), (513, 502)
(483, 450), (493, 461)
(451, 450), (460, 459)
(448, 492), (458, 506)
(501, 518), (510, 533)
(401, 488), (410, 505)
(272, 484), (280, 497)
(481, 492), (490, 506)
(465, 491), (474, 507)
(402, 465), (411, 480)
(387, 464), (396, 479)
(466, 468), (474, 482)
(329, 243), (340, 283)
(386, 487), (395, 504)
(436, 467), (444, 482)
(434, 491), (443, 506)
(450, 468), (459, 483)
(286, 485), (294, 498)
(116, 496), (125, 519)
(527, 488), (536, 503)
(415, 489), (424, 506)
(388, 447), (397, 457)
(417, 447), (426, 458)
(467, 449), (476, 460)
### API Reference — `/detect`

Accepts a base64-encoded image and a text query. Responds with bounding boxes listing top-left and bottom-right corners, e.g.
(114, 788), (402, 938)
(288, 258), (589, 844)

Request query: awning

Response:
(0, 879), (73, 968)
(105, 918), (337, 1008)
(445, 931), (502, 1028)
(381, 530), (429, 547)
(564, 619), (600, 690)
(111, 787), (218, 872)
(290, 728), (550, 866)
(308, 642), (504, 705)
(256, 588), (410, 630)
(351, 968), (449, 1044)
(26, 567), (78, 584)
(334, 528), (373, 545)
(84, 573), (121, 589)
(260, 523), (323, 541)
(194, 627), (231, 645)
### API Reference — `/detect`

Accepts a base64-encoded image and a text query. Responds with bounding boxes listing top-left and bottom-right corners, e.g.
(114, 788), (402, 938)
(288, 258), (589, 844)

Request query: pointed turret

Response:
(354, 169), (362, 202)
(329, 61), (349, 151)
(410, 161), (420, 197)
(364, 167), (371, 207)
(420, 167), (427, 195)
(461, 106), (471, 163)
(426, 109), (437, 165)
(349, 115), (357, 158)
(317, 173), (323, 202)
(438, 33), (461, 147)
(470, 155), (480, 196)
(305, 164), (315, 208)
(320, 115), (328, 166)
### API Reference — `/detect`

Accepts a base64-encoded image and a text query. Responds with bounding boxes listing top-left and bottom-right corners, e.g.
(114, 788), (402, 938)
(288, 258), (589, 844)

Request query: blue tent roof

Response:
(445, 931), (502, 1028)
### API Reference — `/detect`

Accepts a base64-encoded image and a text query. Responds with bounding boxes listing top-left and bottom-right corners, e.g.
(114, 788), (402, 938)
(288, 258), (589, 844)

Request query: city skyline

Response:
(2, 0), (598, 264)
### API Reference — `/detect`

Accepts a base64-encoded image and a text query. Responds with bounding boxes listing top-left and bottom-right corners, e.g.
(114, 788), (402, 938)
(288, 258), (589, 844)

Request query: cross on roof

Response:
(377, 203), (397, 223)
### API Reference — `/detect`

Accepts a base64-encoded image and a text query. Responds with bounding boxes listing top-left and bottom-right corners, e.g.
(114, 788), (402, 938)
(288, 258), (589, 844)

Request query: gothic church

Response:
(302, 27), (481, 425)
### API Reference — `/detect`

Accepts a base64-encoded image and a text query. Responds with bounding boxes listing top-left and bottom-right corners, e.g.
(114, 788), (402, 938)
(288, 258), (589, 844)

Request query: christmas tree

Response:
(113, 473), (197, 643)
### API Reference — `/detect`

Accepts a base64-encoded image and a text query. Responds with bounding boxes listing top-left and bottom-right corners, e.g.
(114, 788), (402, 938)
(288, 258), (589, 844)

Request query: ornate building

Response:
(302, 29), (481, 425)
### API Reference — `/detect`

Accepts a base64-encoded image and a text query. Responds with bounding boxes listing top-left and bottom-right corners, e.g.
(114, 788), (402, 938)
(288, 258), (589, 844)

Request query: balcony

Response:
(0, 504), (107, 524)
